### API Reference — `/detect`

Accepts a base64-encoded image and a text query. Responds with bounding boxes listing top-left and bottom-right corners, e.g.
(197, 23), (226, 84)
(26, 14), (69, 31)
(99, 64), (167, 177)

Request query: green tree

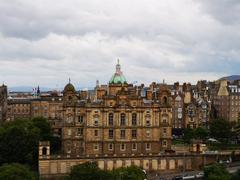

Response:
(0, 163), (36, 180)
(210, 119), (232, 143)
(68, 162), (112, 180)
(183, 128), (195, 143)
(0, 117), (60, 169)
(195, 127), (209, 140)
(113, 166), (146, 180)
(204, 163), (231, 180)
(68, 162), (146, 180)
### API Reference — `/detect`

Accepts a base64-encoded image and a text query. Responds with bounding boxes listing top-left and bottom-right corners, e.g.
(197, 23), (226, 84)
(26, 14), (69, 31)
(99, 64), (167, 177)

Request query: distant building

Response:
(213, 79), (240, 123)
(0, 84), (7, 123)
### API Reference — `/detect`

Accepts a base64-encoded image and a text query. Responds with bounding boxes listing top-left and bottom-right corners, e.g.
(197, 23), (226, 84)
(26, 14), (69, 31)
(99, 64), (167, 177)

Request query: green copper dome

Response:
(109, 60), (127, 84)
(110, 74), (127, 84)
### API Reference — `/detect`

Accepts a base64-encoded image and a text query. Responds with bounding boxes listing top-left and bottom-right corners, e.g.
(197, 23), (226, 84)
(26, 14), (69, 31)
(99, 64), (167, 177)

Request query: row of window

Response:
(93, 142), (168, 151)
(13, 109), (29, 113)
(73, 128), (168, 139)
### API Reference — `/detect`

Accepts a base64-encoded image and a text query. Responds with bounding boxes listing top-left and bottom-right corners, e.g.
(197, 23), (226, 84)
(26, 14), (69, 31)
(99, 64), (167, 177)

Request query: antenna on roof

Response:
(69, 78), (71, 83)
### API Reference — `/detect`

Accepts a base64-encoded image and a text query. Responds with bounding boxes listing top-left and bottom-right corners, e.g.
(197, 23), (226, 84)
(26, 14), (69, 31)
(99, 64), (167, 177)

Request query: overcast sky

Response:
(0, 0), (240, 89)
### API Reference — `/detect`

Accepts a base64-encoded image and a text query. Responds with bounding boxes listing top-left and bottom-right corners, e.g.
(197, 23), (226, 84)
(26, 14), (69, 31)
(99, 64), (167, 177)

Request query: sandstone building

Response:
(60, 61), (173, 157)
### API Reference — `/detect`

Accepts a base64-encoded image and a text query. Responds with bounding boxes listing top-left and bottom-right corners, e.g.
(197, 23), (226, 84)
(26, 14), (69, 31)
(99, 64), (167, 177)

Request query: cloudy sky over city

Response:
(0, 0), (240, 89)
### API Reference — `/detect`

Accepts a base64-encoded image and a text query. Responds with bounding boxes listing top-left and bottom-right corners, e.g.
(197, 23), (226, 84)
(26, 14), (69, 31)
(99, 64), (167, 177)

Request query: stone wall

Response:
(39, 154), (218, 178)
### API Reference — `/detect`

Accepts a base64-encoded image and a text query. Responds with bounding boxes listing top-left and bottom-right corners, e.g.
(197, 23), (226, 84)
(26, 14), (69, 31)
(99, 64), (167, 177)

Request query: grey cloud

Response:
(0, 0), (239, 87)
(198, 0), (240, 25)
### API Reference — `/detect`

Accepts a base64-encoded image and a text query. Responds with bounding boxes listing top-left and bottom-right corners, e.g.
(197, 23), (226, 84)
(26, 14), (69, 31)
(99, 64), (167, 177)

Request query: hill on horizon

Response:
(220, 75), (240, 82)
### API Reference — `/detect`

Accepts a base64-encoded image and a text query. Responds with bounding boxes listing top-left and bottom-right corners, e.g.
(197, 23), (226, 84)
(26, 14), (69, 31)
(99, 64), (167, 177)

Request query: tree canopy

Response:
(0, 117), (60, 169)
(204, 163), (231, 180)
(183, 127), (209, 143)
(210, 119), (233, 143)
(0, 163), (36, 180)
(68, 162), (146, 180)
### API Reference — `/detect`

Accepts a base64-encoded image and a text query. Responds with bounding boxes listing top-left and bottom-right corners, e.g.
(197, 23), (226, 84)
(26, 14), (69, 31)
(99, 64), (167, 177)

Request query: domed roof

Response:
(109, 60), (127, 84)
(63, 82), (75, 93)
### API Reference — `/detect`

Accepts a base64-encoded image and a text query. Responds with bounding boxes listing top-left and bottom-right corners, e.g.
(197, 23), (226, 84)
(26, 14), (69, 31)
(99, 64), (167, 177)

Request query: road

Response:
(147, 164), (240, 180)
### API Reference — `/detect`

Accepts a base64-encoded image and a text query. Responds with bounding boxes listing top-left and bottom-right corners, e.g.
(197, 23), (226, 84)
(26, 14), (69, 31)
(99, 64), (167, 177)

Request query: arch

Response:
(163, 96), (168, 104)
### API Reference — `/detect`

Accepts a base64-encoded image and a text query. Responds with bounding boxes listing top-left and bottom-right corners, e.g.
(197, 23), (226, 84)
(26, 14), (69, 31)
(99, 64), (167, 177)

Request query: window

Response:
(162, 140), (167, 147)
(94, 116), (99, 126)
(163, 128), (167, 134)
(120, 143), (126, 151)
(132, 129), (137, 139)
(120, 113), (126, 126)
(94, 144), (99, 151)
(78, 116), (84, 123)
(109, 113), (114, 126)
(132, 113), (137, 126)
(109, 129), (114, 139)
(120, 129), (125, 139)
(146, 143), (151, 150)
(77, 128), (83, 136)
(108, 143), (114, 151)
(42, 147), (47, 155)
(162, 116), (168, 123)
(132, 143), (137, 151)
(163, 96), (168, 104)
(146, 116), (151, 126)
(146, 130), (150, 138)
(94, 129), (98, 137)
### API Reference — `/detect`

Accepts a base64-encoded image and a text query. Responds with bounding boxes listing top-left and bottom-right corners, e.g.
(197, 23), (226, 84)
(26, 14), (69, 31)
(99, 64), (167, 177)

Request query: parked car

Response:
(182, 174), (195, 179)
(195, 172), (204, 178)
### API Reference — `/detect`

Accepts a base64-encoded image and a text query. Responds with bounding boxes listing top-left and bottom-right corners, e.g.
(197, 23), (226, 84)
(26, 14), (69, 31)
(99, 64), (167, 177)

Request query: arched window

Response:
(132, 113), (137, 126)
(108, 113), (114, 126)
(146, 115), (151, 126)
(120, 113), (126, 126)
(42, 147), (47, 156)
(93, 115), (99, 126)
(163, 96), (168, 104)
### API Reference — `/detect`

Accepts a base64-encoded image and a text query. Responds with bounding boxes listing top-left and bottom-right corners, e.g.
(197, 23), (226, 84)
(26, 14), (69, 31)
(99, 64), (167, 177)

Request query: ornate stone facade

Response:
(60, 62), (173, 157)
